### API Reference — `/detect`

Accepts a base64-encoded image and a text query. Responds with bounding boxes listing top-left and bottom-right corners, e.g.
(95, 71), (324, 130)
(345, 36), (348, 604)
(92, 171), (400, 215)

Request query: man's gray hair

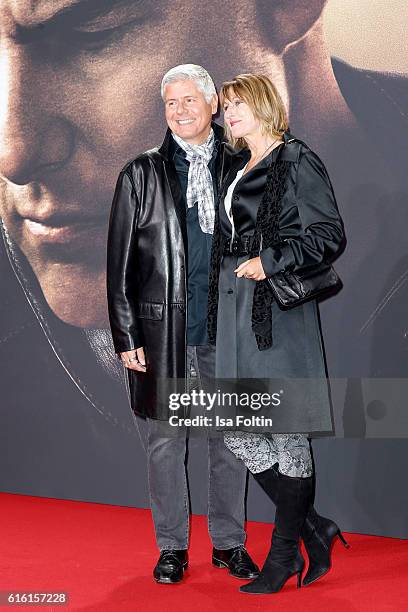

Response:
(161, 64), (217, 103)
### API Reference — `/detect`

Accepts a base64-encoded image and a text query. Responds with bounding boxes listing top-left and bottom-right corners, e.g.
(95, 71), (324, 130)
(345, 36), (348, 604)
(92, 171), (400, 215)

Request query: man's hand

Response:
(120, 347), (147, 372)
(235, 257), (266, 281)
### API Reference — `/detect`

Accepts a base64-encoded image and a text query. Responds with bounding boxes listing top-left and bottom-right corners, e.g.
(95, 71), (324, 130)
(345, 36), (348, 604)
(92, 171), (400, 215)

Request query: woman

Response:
(208, 74), (347, 594)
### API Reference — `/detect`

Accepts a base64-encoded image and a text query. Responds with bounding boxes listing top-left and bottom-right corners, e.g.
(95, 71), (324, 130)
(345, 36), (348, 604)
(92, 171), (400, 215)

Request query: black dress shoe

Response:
(212, 546), (259, 579)
(153, 549), (188, 584)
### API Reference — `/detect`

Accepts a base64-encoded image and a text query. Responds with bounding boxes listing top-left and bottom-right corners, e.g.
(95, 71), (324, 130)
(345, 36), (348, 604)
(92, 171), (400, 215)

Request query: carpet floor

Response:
(0, 493), (407, 611)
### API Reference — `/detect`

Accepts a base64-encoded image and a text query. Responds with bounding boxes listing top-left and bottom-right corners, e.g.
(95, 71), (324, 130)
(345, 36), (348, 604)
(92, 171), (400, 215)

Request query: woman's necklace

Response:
(244, 139), (280, 174)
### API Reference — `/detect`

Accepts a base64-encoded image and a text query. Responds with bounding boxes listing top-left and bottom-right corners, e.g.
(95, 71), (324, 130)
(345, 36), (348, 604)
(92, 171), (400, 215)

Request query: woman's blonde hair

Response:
(220, 74), (289, 149)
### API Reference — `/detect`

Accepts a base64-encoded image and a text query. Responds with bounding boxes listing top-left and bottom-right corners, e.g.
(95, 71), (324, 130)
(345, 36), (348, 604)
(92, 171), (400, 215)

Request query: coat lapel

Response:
(211, 122), (226, 193)
(219, 149), (250, 198)
(158, 129), (187, 248)
(163, 158), (188, 249)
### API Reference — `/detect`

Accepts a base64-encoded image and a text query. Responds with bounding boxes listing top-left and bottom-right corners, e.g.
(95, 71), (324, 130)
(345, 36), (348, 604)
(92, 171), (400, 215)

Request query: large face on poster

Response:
(0, 0), (330, 326)
(0, 1), (407, 499)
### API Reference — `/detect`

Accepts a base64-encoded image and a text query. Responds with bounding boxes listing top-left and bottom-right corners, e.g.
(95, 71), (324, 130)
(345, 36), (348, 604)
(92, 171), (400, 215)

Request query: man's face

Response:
(0, 0), (330, 327)
(164, 80), (217, 145)
(0, 0), (182, 326)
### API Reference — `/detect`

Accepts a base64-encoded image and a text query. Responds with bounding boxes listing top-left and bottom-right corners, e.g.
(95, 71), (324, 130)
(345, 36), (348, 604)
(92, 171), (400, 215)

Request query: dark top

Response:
(217, 136), (343, 279)
(171, 136), (219, 346)
(219, 146), (281, 238)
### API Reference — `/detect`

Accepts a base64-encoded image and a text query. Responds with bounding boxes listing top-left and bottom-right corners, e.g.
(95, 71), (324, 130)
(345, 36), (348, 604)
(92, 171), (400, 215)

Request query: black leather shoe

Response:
(212, 546), (259, 579)
(153, 549), (188, 584)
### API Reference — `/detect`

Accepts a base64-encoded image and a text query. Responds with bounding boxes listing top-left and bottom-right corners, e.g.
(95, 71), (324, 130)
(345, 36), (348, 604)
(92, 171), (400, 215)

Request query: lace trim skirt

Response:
(224, 431), (312, 477)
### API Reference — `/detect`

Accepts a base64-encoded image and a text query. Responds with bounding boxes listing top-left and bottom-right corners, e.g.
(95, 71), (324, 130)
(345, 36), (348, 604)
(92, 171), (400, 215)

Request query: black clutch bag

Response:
(266, 264), (342, 310)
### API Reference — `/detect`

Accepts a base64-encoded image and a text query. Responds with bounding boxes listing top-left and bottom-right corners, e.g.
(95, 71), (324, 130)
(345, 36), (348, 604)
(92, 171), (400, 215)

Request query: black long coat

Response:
(213, 134), (345, 433)
(107, 123), (228, 420)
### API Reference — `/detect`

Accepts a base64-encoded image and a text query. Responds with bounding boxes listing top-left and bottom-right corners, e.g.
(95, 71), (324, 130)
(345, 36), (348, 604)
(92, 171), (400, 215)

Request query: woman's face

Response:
(223, 95), (260, 141)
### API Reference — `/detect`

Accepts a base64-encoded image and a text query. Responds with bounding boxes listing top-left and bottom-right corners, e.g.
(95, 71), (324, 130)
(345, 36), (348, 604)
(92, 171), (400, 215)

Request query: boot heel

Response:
(297, 571), (302, 589)
(337, 530), (350, 548)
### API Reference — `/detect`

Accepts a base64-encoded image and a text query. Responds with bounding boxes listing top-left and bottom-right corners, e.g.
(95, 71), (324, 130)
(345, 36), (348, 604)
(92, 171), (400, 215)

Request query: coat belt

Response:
(223, 234), (256, 257)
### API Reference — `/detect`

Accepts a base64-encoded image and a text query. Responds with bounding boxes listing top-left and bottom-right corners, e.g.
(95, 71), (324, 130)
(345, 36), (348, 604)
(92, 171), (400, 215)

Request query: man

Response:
(0, 0), (407, 537)
(107, 64), (259, 584)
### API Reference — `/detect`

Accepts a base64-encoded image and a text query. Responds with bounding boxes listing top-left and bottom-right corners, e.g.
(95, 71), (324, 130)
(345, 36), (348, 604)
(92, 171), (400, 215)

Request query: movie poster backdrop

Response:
(0, 1), (407, 537)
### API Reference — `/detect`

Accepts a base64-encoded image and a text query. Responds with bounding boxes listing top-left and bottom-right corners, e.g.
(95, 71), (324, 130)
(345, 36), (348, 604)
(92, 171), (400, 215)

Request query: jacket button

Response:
(233, 194), (239, 201)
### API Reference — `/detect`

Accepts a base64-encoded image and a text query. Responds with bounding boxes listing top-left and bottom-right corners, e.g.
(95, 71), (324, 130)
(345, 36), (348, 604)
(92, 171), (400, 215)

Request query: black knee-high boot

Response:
(253, 464), (349, 586)
(240, 471), (313, 594)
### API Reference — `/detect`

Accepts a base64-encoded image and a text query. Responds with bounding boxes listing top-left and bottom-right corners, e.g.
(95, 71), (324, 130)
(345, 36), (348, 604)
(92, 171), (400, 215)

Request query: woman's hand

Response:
(120, 347), (147, 372)
(235, 257), (266, 281)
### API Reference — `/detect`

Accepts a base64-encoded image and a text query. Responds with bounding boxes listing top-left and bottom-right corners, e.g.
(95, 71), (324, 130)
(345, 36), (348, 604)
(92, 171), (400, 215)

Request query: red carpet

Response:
(0, 493), (407, 611)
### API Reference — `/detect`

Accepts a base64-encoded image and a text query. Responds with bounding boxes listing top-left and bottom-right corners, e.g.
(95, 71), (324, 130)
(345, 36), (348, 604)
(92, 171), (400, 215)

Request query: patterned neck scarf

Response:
(172, 129), (215, 234)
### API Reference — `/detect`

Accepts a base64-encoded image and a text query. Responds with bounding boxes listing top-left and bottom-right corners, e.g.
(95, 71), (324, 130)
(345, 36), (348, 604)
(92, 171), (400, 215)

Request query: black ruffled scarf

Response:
(207, 156), (291, 351)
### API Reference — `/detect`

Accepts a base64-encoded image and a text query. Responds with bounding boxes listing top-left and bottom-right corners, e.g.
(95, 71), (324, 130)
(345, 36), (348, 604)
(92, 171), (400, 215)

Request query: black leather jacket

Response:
(107, 122), (228, 420)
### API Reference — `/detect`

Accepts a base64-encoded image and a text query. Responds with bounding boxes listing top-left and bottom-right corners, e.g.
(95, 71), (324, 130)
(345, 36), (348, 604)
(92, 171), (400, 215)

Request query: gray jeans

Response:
(146, 345), (247, 551)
